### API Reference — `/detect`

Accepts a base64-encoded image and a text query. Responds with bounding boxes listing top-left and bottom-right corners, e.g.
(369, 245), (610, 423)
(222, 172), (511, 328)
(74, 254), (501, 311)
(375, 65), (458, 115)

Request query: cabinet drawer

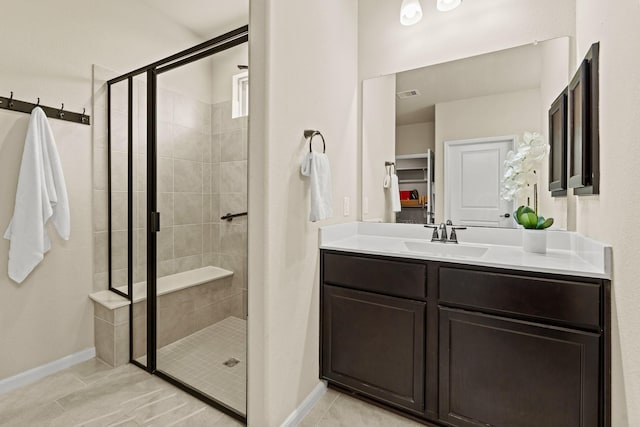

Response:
(322, 252), (427, 299)
(439, 267), (601, 330)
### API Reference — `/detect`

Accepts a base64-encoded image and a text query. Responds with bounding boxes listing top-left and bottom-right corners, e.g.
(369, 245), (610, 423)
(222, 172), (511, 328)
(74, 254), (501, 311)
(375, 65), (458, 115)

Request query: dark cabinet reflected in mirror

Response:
(549, 89), (567, 197)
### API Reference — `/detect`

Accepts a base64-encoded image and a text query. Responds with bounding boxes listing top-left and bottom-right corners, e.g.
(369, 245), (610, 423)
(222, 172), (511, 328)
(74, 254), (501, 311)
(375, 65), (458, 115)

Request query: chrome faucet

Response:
(438, 222), (449, 241)
(424, 220), (466, 243)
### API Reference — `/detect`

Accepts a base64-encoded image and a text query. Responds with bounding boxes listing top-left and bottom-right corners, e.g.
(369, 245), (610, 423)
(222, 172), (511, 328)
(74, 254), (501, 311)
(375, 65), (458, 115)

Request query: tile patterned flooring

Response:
(0, 359), (242, 427)
(155, 316), (246, 414)
(0, 362), (424, 427)
(299, 387), (426, 427)
(1, 318), (424, 426)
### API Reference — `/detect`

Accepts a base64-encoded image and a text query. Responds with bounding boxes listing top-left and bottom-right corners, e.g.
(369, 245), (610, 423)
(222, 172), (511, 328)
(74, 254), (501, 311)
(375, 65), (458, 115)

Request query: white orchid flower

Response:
(501, 131), (547, 201)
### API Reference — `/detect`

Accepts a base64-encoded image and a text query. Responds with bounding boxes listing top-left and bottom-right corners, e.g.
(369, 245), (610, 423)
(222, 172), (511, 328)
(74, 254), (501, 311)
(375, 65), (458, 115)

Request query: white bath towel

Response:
(301, 152), (333, 222)
(4, 107), (70, 283)
(390, 173), (401, 213)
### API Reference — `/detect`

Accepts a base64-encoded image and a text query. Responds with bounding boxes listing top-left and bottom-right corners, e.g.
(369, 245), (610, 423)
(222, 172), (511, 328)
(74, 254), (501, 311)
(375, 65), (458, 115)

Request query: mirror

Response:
(361, 37), (570, 229)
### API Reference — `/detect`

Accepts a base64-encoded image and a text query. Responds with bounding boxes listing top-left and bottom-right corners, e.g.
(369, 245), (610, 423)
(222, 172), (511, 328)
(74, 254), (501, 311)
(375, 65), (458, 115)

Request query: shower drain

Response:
(223, 358), (240, 367)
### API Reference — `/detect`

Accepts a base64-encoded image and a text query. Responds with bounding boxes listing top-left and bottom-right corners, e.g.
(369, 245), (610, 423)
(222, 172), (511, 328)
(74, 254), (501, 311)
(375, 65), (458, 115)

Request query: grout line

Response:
(54, 400), (67, 412)
(73, 409), (122, 426)
(106, 416), (136, 427)
(312, 392), (341, 426)
(120, 388), (163, 406)
(73, 376), (90, 387)
(143, 402), (188, 423)
(134, 392), (177, 410)
(166, 407), (206, 427)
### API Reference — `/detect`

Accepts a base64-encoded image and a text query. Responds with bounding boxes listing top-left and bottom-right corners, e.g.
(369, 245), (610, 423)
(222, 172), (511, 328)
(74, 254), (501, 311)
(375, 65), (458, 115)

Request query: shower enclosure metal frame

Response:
(106, 25), (249, 422)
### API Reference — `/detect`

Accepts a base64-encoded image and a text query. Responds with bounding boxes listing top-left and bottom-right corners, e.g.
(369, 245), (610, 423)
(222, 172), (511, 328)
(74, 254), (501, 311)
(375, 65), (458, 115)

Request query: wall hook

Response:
(59, 103), (65, 118)
(36, 97), (40, 106)
(81, 108), (88, 123)
(9, 91), (14, 108)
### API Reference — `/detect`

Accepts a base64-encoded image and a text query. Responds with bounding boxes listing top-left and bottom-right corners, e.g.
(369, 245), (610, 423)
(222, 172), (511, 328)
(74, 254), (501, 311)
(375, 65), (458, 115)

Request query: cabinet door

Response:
(439, 307), (600, 427)
(322, 285), (426, 413)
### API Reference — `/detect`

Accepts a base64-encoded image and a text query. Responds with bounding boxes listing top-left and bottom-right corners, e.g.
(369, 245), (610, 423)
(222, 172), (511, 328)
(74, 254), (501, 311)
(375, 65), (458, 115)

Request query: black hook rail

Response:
(220, 212), (248, 222)
(0, 92), (90, 125)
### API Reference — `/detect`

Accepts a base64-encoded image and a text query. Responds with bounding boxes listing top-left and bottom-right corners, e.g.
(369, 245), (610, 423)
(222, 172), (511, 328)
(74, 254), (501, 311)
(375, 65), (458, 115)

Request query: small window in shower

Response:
(232, 71), (248, 118)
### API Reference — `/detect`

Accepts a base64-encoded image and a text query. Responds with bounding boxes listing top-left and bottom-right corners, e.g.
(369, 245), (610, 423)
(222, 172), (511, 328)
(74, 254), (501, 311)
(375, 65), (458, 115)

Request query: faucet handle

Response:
(424, 225), (439, 241)
(449, 226), (467, 243)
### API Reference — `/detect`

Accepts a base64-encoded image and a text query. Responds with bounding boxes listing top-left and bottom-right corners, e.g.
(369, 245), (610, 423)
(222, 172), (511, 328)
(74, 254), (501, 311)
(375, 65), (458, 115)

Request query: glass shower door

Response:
(108, 75), (149, 370)
(152, 42), (248, 417)
(106, 25), (249, 423)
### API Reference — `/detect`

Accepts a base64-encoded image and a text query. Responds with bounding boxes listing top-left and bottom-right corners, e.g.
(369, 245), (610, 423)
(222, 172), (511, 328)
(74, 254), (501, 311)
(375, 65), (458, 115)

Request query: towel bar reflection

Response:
(304, 129), (326, 153)
(384, 161), (395, 189)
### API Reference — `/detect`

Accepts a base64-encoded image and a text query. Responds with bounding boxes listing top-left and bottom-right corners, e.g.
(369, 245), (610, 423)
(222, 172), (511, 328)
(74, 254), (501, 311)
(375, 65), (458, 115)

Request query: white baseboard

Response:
(0, 347), (96, 395)
(280, 381), (328, 427)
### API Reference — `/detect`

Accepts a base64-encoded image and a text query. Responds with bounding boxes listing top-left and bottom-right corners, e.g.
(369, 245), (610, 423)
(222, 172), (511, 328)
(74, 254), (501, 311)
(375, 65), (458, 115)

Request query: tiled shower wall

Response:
(214, 100), (248, 311)
(153, 90), (248, 312)
(153, 87), (213, 278)
(92, 66), (248, 317)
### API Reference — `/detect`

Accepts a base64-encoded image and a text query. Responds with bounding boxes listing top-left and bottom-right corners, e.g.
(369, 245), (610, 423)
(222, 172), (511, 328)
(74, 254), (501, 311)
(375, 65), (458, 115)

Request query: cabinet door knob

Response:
(500, 213), (511, 218)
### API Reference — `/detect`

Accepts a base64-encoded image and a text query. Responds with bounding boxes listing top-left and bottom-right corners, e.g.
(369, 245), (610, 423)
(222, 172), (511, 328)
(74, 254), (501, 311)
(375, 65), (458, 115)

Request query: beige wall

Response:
(0, 1), (204, 381)
(434, 89), (541, 222)
(396, 122), (435, 155)
(574, 0), (640, 425)
(362, 75), (396, 222)
(537, 37), (572, 231)
(248, 0), (359, 424)
(0, 114), (93, 380)
(358, 0), (576, 81)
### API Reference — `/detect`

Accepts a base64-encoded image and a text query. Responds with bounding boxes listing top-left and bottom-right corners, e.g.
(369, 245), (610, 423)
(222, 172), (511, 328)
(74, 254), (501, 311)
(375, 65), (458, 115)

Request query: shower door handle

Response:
(150, 211), (161, 232)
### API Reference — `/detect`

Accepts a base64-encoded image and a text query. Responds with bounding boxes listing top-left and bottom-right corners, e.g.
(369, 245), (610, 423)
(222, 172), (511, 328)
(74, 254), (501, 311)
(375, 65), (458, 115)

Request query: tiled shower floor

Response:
(139, 316), (247, 415)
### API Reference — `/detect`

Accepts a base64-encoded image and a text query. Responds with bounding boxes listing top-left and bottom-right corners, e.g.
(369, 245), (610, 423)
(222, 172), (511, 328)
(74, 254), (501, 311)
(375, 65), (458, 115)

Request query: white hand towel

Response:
(4, 107), (70, 283)
(301, 152), (333, 222)
(390, 173), (401, 212)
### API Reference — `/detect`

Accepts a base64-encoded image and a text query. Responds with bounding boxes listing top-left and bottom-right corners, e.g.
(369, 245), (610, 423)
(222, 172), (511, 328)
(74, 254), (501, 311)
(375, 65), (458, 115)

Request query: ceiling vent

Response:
(397, 89), (421, 99)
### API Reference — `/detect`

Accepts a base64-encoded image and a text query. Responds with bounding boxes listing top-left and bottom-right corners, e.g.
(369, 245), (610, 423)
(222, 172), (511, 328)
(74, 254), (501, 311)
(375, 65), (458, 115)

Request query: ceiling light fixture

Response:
(400, 0), (423, 26)
(437, 0), (462, 12)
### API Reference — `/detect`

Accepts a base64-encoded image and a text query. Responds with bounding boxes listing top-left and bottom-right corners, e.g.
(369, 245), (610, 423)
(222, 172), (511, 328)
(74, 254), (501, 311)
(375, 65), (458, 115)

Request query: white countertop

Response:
(320, 222), (612, 279)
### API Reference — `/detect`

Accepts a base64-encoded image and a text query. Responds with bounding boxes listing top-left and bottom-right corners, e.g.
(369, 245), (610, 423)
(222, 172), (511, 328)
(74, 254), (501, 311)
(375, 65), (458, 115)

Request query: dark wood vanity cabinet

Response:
(320, 250), (610, 427)
(321, 252), (428, 414)
(322, 285), (426, 413)
(439, 308), (600, 427)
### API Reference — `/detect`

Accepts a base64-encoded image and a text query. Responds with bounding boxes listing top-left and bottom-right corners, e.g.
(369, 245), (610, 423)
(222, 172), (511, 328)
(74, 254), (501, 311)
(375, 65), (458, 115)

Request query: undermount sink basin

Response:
(403, 241), (488, 258)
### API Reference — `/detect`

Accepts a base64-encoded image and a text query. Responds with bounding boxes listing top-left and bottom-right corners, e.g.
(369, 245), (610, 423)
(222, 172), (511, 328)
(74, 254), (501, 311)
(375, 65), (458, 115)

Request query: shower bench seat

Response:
(89, 266), (236, 367)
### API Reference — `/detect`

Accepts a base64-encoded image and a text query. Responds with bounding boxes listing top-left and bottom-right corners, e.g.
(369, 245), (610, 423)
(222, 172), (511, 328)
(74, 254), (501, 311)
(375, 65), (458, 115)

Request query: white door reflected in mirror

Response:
(445, 136), (515, 228)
